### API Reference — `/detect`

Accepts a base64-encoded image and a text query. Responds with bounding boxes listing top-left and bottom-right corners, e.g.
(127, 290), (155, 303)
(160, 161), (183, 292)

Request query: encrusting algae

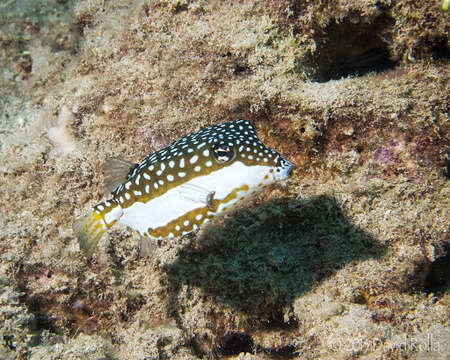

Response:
(73, 119), (293, 256)
(1, 0), (448, 358)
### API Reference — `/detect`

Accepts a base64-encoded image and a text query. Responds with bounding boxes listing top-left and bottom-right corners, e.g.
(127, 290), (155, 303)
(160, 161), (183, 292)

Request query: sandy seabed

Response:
(0, 0), (448, 359)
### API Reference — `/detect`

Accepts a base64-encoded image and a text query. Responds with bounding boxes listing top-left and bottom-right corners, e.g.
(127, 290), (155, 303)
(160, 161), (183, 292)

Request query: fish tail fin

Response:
(73, 200), (123, 256)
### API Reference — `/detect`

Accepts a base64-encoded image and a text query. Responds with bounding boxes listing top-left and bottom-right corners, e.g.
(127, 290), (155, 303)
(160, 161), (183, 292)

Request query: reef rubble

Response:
(0, 0), (448, 359)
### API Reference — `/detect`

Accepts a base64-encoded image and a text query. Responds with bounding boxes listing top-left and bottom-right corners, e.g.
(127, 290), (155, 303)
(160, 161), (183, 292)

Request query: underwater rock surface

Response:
(0, 0), (448, 359)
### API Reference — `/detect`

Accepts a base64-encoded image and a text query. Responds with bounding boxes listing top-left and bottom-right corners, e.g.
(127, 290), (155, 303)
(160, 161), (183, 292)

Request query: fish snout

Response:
(274, 157), (294, 180)
(285, 160), (294, 177)
(282, 159), (294, 179)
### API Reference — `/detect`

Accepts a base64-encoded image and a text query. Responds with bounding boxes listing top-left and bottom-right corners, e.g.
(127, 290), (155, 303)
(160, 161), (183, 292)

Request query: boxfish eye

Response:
(212, 143), (235, 163)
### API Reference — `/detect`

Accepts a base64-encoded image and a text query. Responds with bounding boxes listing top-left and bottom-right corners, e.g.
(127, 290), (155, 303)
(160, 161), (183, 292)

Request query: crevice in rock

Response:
(431, 38), (450, 61)
(264, 310), (298, 330)
(424, 249), (450, 294)
(262, 344), (297, 359)
(322, 46), (396, 81)
(219, 332), (254, 356)
(311, 15), (397, 82)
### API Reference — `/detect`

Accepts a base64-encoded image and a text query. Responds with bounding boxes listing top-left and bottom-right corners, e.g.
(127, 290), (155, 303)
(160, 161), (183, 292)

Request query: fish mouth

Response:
(283, 158), (294, 177)
(286, 163), (294, 177)
(277, 160), (294, 180)
(284, 164), (294, 180)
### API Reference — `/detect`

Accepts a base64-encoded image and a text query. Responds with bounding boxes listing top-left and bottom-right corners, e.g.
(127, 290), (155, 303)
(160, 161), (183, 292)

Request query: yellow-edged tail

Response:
(73, 200), (123, 256)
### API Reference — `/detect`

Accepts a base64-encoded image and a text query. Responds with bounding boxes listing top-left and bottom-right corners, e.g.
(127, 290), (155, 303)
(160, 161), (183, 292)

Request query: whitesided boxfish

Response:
(73, 119), (293, 256)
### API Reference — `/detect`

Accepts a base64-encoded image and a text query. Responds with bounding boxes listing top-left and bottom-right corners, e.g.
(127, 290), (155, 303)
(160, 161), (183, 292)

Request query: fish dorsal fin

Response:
(176, 183), (216, 210)
(104, 158), (137, 194)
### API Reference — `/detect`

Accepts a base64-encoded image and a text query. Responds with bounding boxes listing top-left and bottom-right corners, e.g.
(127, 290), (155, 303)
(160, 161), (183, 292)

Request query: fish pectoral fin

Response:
(104, 157), (137, 194)
(177, 183), (215, 209)
(139, 236), (157, 258)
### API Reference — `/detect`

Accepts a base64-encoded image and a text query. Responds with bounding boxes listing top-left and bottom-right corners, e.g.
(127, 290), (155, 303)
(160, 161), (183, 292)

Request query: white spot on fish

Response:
(143, 173), (151, 180)
(145, 184), (150, 193)
(167, 174), (174, 181)
(194, 165), (201, 172)
(205, 160), (212, 167)
(135, 174), (141, 185)
(180, 158), (185, 168)
(190, 155), (199, 164)
(169, 160), (175, 168)
(202, 149), (210, 157)
(125, 193), (131, 200)
(178, 172), (186, 177)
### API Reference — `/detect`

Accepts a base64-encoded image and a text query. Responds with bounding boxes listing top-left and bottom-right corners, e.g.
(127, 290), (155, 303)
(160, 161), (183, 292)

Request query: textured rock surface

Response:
(0, 0), (448, 358)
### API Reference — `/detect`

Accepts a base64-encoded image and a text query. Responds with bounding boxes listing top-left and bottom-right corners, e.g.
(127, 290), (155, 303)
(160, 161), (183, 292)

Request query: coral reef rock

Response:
(0, 0), (448, 358)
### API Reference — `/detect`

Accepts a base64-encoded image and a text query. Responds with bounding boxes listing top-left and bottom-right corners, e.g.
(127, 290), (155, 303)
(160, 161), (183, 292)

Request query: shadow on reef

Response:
(164, 195), (386, 318)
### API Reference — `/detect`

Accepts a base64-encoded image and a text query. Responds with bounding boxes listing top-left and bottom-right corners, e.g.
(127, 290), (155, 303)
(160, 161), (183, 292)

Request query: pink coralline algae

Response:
(149, 134), (168, 151)
(372, 146), (398, 165)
